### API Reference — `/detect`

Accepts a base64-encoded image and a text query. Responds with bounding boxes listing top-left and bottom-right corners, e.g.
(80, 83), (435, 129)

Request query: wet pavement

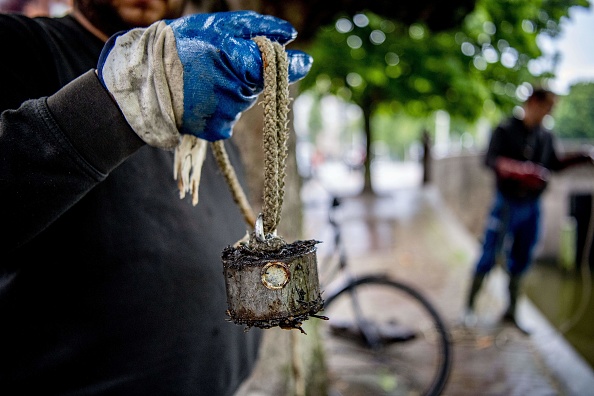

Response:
(301, 179), (594, 396)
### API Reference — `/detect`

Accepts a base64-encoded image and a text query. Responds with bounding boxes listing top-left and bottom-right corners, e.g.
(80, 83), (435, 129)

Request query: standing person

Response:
(464, 88), (592, 332)
(0, 2), (311, 394)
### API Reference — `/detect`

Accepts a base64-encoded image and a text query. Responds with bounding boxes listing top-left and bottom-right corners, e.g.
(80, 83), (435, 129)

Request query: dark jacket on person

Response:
(0, 14), (260, 395)
(485, 116), (585, 200)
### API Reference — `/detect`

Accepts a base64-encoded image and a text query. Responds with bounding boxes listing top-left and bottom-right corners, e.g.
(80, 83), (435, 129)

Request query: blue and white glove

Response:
(97, 11), (312, 148)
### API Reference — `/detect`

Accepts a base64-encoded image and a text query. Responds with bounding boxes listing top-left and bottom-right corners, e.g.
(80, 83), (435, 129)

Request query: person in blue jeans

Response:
(465, 88), (592, 332)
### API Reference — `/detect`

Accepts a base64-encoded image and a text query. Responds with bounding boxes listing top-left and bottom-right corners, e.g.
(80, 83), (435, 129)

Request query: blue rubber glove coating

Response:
(167, 11), (311, 141)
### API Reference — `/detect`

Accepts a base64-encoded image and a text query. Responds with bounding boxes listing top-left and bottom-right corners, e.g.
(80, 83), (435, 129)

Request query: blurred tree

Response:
(299, 0), (590, 192)
(206, 0), (481, 206)
(554, 82), (594, 139)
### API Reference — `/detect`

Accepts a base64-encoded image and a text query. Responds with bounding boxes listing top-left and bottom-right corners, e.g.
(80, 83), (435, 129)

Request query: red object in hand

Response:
(495, 157), (550, 189)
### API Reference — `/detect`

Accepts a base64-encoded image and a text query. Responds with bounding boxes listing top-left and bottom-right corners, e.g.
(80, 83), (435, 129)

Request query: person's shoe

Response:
(502, 312), (530, 335)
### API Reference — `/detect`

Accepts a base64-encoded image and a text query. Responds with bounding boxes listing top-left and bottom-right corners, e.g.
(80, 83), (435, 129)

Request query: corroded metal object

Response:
(222, 239), (325, 333)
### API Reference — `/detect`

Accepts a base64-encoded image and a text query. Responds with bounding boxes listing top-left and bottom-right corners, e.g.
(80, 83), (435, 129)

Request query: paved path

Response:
(302, 182), (594, 396)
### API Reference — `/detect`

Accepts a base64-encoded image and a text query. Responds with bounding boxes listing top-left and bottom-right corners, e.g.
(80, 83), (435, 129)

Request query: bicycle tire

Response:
(322, 275), (452, 396)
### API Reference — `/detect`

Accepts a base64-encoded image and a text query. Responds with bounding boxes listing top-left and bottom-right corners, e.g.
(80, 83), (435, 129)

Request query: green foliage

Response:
(554, 82), (594, 139)
(299, 0), (589, 136)
(298, 0), (589, 192)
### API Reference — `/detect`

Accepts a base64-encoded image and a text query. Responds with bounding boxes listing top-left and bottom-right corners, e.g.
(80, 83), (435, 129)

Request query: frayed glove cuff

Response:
(99, 21), (184, 149)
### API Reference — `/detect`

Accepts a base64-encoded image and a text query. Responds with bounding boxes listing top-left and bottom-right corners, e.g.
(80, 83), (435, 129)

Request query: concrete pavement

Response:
(301, 180), (594, 396)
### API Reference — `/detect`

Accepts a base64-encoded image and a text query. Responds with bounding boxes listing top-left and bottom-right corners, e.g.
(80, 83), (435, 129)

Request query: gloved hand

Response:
(496, 157), (550, 189)
(97, 11), (312, 148)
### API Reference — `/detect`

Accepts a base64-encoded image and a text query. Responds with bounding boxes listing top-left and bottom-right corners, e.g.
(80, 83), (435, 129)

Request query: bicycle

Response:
(314, 196), (453, 396)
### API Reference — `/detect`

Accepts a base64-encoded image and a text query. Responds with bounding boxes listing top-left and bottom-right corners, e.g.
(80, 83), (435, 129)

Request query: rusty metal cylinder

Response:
(222, 239), (324, 331)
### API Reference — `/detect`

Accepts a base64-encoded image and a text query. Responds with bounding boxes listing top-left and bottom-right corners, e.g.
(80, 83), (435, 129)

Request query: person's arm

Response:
(540, 130), (592, 172)
(1, 11), (312, 252)
(494, 157), (550, 189)
(484, 123), (549, 189)
(553, 152), (593, 171)
(0, 72), (144, 250)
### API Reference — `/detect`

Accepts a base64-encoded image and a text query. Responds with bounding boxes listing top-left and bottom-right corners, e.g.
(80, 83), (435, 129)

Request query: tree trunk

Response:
(361, 100), (374, 194)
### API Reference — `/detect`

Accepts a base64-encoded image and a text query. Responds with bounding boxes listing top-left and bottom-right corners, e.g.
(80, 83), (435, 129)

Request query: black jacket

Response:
(484, 116), (587, 200)
(0, 14), (260, 395)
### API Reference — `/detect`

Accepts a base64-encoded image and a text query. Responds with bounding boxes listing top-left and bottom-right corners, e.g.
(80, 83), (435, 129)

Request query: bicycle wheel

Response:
(322, 275), (452, 396)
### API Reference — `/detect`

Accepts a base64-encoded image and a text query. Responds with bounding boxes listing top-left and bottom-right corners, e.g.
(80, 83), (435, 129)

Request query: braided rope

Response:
(208, 36), (290, 251)
(256, 36), (279, 234)
(211, 140), (256, 228)
(274, 41), (290, 230)
(253, 36), (290, 235)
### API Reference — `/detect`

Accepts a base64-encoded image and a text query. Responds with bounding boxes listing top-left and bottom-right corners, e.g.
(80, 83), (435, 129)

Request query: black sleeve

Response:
(0, 71), (144, 251)
(541, 131), (591, 172)
(554, 152), (591, 171)
(540, 131), (563, 171)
